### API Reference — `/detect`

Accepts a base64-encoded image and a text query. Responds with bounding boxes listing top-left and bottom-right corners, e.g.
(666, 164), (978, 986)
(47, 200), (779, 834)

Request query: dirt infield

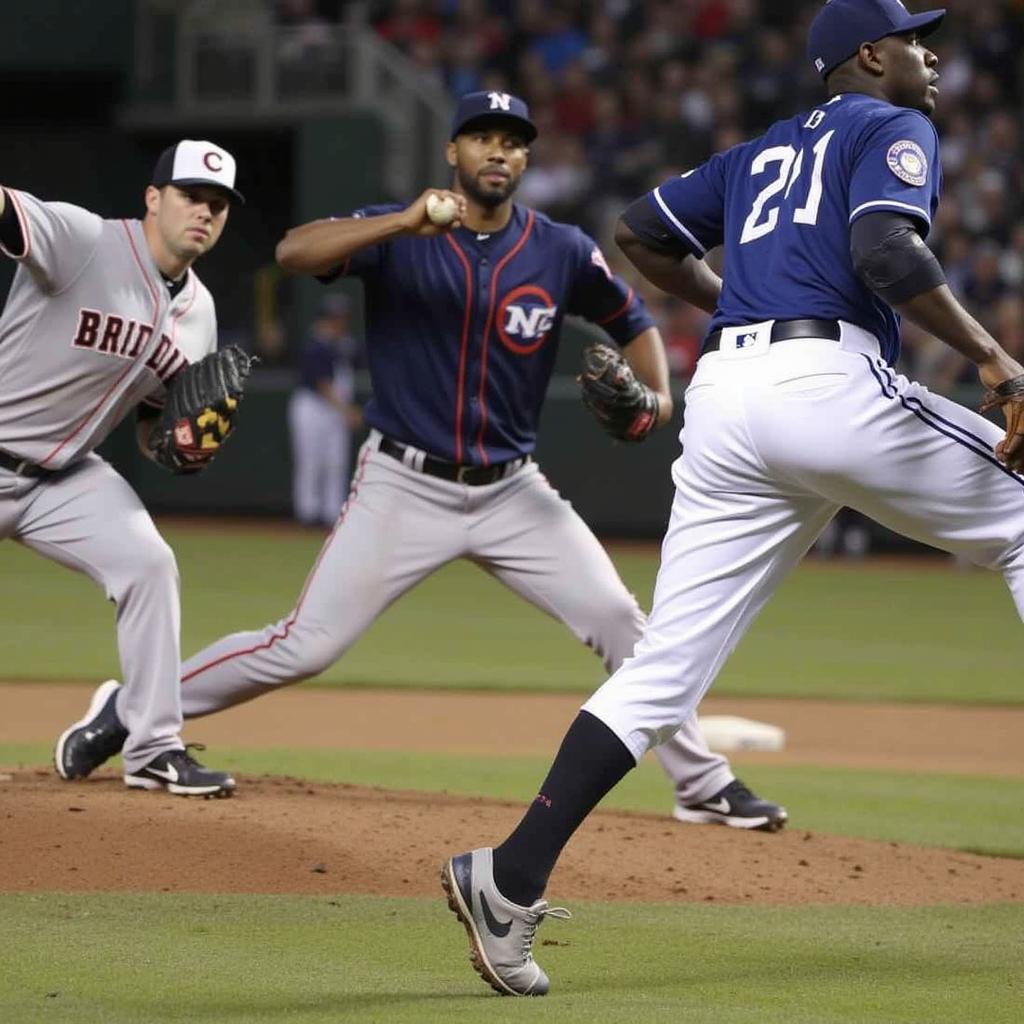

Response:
(2, 683), (1023, 905)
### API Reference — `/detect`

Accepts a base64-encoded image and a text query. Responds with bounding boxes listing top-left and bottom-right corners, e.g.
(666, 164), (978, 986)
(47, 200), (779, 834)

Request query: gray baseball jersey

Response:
(1, 188), (216, 771)
(0, 189), (216, 467)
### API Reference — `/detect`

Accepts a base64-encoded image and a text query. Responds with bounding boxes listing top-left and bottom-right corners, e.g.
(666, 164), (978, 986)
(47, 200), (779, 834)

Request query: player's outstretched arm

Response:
(614, 220), (720, 314)
(893, 284), (1024, 468)
(276, 189), (467, 276)
(621, 327), (674, 428)
(850, 211), (1024, 468)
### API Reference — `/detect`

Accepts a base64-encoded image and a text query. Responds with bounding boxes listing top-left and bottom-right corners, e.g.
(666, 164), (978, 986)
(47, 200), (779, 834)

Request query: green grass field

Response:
(2, 523), (1023, 1022)
(2, 524), (1023, 702)
(2, 895), (1022, 1024)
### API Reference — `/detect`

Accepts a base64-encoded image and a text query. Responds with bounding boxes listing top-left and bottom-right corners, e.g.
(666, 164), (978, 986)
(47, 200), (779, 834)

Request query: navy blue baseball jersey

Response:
(647, 93), (941, 365)
(324, 203), (654, 465)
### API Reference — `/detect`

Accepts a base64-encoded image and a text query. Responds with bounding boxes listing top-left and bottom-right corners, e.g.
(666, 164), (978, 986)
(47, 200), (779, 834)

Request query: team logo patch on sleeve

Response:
(886, 140), (928, 186)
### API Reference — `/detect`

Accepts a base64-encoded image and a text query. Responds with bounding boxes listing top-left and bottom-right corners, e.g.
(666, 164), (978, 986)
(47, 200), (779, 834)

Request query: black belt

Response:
(702, 318), (841, 355)
(378, 437), (531, 486)
(0, 449), (54, 478)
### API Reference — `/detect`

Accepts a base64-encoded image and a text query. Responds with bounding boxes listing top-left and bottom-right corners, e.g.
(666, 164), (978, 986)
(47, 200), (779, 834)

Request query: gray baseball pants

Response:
(1, 454), (183, 771)
(180, 433), (733, 804)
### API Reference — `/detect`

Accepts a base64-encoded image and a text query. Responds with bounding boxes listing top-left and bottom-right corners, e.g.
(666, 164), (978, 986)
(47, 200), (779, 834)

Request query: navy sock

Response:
(492, 710), (635, 906)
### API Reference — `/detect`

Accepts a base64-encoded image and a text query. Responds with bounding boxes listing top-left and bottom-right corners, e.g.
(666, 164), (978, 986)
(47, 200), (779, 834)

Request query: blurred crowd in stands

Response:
(360, 0), (1024, 393)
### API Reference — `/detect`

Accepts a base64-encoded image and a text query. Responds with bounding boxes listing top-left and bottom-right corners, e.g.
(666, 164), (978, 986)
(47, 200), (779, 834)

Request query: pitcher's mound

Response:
(2, 770), (1022, 905)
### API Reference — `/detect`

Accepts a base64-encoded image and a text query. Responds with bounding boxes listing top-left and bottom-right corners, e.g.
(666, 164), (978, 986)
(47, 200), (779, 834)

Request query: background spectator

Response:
(369, 0), (1024, 395)
(288, 294), (363, 528)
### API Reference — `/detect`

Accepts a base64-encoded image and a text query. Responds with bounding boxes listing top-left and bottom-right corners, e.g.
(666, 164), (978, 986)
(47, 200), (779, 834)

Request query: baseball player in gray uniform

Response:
(56, 93), (785, 831)
(3, 140), (241, 797)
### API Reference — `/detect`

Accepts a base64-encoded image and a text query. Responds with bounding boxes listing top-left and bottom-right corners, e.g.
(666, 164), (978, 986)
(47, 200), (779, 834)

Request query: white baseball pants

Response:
(584, 322), (1024, 760)
(288, 389), (353, 526)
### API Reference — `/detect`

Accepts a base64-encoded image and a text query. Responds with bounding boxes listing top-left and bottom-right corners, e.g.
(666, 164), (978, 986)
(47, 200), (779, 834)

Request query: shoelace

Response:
(726, 781), (755, 801)
(179, 742), (208, 767)
(520, 903), (572, 961)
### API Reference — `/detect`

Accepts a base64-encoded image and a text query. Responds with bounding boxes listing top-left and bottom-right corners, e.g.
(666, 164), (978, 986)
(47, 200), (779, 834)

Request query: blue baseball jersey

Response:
(325, 202), (654, 464)
(648, 93), (942, 365)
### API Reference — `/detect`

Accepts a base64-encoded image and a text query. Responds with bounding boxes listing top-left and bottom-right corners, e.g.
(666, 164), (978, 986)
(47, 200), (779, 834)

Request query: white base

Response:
(698, 715), (786, 753)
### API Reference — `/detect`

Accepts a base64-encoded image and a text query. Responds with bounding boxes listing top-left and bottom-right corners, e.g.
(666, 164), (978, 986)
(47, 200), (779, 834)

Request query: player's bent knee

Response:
(585, 594), (645, 669)
(112, 537), (179, 595)
(290, 627), (345, 678)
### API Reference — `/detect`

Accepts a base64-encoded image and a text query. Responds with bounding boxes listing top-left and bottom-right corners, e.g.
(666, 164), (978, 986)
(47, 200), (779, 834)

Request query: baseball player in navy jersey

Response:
(57, 92), (784, 828)
(3, 140), (241, 797)
(442, 1), (1024, 996)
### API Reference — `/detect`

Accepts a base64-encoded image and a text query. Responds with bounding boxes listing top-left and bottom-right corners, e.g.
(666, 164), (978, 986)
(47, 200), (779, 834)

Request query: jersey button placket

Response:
(467, 261), (491, 455)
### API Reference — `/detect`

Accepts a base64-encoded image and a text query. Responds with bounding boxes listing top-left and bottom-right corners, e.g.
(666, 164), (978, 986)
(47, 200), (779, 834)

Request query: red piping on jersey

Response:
(595, 287), (634, 326)
(444, 233), (474, 463)
(4, 190), (31, 261)
(37, 222), (161, 468)
(181, 444), (373, 685)
(475, 209), (535, 465)
(120, 220), (162, 316)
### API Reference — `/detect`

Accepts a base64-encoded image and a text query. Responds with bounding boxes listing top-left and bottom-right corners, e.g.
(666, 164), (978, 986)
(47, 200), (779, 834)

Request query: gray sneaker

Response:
(441, 847), (570, 997)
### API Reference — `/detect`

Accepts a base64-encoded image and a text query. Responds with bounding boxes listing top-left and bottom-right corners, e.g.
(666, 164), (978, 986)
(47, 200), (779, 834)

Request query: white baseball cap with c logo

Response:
(151, 139), (245, 204)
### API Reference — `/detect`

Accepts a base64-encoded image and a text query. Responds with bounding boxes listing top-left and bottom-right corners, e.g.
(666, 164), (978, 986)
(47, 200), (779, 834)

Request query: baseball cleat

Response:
(441, 847), (570, 997)
(124, 746), (235, 798)
(674, 779), (788, 832)
(54, 679), (128, 780)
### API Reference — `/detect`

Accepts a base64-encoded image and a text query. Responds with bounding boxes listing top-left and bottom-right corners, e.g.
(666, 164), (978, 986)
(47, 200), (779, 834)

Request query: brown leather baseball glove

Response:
(579, 343), (660, 443)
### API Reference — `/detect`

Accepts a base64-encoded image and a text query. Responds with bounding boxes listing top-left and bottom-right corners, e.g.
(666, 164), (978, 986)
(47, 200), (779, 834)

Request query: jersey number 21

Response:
(740, 130), (835, 245)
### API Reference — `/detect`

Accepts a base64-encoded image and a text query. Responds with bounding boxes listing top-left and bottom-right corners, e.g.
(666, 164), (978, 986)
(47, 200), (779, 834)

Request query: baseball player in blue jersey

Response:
(442, 1), (1024, 996)
(57, 92), (785, 830)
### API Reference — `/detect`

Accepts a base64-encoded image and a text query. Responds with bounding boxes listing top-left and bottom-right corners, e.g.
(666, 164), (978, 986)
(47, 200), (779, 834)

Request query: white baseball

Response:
(426, 192), (458, 227)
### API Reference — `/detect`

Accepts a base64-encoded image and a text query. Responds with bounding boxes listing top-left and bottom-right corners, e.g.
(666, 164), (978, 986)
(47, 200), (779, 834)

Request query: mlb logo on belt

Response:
(718, 322), (771, 359)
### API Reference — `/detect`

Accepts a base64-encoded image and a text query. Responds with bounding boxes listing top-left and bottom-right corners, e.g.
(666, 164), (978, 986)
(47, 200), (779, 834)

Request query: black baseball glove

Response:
(148, 345), (256, 473)
(579, 343), (660, 443)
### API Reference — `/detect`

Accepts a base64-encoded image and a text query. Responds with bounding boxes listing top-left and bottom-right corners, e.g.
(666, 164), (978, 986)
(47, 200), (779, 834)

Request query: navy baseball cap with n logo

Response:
(450, 91), (538, 143)
(808, 0), (945, 78)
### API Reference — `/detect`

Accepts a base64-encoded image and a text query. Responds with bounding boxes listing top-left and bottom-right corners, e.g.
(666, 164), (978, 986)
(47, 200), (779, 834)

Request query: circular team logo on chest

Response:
(886, 140), (928, 186)
(497, 285), (558, 356)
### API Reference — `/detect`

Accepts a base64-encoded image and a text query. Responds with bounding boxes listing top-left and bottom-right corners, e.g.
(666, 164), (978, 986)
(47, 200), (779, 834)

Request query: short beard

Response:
(456, 166), (519, 208)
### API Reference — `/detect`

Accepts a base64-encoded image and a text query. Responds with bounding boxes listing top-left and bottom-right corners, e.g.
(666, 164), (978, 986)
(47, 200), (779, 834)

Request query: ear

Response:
(144, 185), (162, 218)
(446, 140), (458, 169)
(857, 40), (885, 77)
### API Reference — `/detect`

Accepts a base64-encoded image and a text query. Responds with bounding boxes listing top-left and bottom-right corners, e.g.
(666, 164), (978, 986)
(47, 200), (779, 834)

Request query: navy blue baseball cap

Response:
(450, 91), (537, 143)
(808, 0), (945, 78)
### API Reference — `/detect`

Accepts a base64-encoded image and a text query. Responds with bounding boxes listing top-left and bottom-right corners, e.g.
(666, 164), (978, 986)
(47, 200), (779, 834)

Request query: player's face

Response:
(449, 126), (529, 208)
(878, 31), (940, 115)
(147, 185), (231, 263)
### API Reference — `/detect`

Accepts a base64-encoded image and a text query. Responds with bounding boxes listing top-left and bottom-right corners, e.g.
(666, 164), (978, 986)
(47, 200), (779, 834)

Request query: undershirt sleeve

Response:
(0, 189), (25, 254)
